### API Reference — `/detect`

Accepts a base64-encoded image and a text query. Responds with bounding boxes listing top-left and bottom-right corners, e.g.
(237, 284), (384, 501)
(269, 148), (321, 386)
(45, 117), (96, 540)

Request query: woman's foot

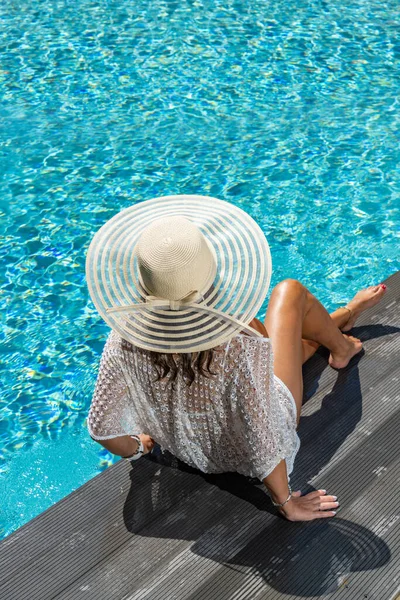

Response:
(328, 334), (363, 369)
(341, 284), (387, 332)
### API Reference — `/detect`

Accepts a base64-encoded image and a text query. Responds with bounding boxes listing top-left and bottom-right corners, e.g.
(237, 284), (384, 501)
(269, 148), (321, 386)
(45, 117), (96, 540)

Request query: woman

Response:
(86, 194), (387, 523)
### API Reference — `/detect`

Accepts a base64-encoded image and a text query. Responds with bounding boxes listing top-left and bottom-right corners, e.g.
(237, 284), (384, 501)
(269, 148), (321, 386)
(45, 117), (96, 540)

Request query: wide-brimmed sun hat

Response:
(85, 194), (272, 353)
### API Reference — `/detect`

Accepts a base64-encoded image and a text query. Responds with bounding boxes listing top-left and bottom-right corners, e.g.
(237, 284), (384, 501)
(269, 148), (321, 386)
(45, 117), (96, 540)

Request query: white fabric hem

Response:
(273, 373), (298, 418)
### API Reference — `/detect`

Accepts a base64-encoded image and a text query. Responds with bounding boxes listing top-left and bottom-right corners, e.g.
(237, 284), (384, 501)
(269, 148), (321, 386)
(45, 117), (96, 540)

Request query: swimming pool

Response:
(1, 0), (399, 540)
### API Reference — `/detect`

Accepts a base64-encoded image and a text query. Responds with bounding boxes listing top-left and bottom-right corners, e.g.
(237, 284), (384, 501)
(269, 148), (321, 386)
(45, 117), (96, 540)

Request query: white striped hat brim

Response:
(85, 194), (272, 353)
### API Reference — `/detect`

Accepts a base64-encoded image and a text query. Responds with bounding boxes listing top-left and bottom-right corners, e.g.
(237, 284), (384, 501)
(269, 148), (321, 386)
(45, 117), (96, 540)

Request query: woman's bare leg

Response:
(301, 307), (350, 364)
(300, 284), (387, 363)
(252, 307), (355, 365)
(252, 284), (387, 365)
(264, 279), (363, 425)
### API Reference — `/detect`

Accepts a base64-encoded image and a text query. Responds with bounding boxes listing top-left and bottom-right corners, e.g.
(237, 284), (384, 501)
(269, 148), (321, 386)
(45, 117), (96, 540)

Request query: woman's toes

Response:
(373, 285), (387, 299)
(342, 282), (386, 331)
(346, 334), (362, 345)
(341, 284), (387, 332)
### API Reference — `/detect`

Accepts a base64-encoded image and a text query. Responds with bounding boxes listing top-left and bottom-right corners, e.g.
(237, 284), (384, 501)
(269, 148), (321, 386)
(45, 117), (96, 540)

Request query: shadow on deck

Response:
(1, 272), (399, 599)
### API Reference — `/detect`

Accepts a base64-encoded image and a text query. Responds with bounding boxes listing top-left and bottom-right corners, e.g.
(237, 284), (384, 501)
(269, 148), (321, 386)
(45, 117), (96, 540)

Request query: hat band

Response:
(144, 290), (203, 311)
(106, 299), (264, 340)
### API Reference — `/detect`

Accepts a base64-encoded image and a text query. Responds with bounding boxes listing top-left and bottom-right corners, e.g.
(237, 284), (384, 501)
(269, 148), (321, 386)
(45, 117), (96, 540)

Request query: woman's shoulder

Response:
(221, 333), (271, 352)
(102, 329), (136, 360)
(212, 334), (271, 371)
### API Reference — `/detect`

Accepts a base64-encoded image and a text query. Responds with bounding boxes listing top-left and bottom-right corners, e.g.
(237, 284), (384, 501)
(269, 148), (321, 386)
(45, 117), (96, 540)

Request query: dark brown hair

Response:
(149, 349), (216, 387)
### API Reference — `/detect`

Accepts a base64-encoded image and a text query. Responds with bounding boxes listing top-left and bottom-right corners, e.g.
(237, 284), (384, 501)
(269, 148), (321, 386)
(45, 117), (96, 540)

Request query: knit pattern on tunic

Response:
(87, 330), (300, 482)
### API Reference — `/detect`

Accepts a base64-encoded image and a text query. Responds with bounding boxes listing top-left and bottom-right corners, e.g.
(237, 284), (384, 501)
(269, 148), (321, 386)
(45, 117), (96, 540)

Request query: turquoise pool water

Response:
(1, 0), (399, 540)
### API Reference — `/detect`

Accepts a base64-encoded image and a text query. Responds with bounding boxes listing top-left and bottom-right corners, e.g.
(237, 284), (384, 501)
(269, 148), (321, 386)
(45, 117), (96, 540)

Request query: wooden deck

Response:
(1, 272), (399, 600)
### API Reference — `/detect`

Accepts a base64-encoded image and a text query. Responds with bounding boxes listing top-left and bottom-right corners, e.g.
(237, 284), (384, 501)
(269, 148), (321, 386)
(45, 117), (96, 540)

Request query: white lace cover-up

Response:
(87, 330), (301, 482)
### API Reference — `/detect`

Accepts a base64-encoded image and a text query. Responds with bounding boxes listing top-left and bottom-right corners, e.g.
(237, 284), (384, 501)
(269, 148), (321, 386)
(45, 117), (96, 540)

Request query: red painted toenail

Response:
(381, 284), (386, 289)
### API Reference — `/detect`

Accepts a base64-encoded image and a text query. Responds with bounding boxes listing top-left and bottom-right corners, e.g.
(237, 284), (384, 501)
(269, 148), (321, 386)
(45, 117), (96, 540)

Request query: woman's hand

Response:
(279, 489), (339, 522)
(138, 433), (156, 454)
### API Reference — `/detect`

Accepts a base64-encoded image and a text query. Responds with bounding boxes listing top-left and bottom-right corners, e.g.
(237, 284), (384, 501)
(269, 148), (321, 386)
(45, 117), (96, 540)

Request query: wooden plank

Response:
(53, 479), (277, 600)
(293, 365), (400, 490)
(0, 461), (207, 599)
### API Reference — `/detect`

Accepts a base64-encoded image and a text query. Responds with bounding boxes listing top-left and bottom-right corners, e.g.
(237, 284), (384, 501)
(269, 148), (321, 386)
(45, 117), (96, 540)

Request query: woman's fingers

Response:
(279, 489), (340, 521)
(313, 511), (337, 519)
(318, 501), (339, 510)
(297, 490), (339, 519)
(291, 491), (302, 498)
(139, 433), (156, 453)
(307, 490), (338, 502)
(312, 496), (338, 505)
(306, 490), (329, 500)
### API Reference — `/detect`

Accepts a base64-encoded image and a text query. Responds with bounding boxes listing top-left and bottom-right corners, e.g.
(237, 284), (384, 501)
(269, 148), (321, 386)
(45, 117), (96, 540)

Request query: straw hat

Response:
(85, 194), (272, 353)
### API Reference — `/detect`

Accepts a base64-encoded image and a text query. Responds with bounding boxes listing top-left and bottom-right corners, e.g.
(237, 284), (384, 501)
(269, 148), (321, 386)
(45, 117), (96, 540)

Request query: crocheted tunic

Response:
(87, 330), (300, 482)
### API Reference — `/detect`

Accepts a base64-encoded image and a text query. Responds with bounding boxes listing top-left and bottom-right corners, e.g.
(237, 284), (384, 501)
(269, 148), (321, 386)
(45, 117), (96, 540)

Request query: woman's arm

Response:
(91, 434), (155, 458)
(263, 458), (339, 521)
(262, 458), (291, 505)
